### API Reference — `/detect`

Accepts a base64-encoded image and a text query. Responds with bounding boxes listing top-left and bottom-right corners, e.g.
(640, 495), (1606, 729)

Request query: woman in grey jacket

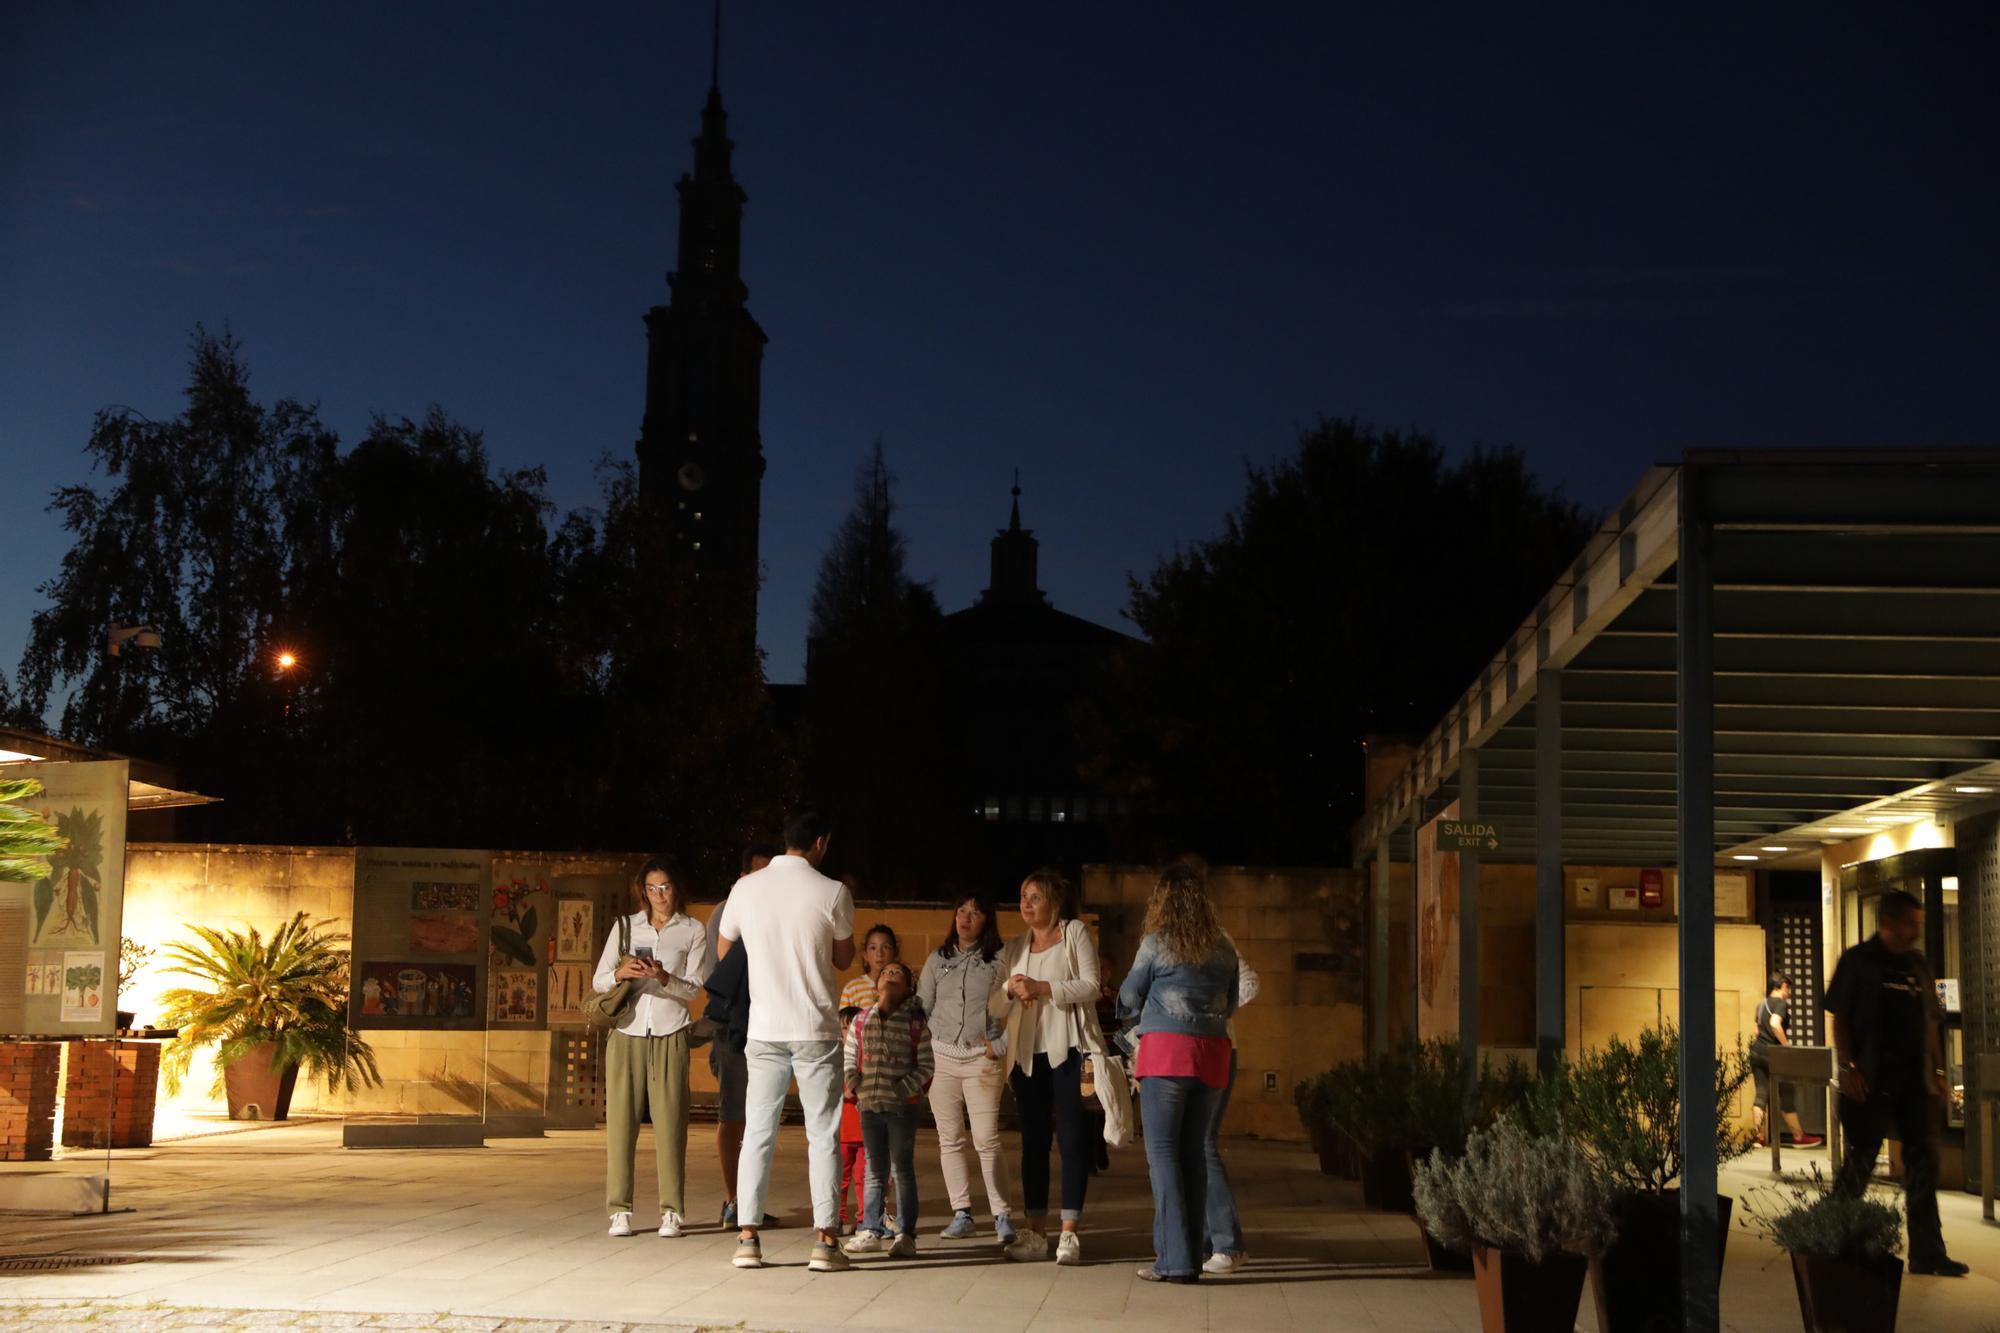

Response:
(916, 893), (1016, 1244)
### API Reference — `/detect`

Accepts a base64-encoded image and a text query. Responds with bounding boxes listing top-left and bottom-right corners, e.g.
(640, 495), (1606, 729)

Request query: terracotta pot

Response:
(1790, 1252), (1901, 1333)
(1471, 1245), (1588, 1333)
(222, 1042), (300, 1121)
(1589, 1191), (1732, 1333)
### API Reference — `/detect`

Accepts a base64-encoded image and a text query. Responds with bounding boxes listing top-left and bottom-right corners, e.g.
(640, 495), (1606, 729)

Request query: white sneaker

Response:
(888, 1235), (917, 1259)
(1055, 1230), (1082, 1266)
(658, 1211), (682, 1238)
(842, 1229), (883, 1255)
(608, 1211), (634, 1237)
(1202, 1250), (1245, 1274)
(1003, 1228), (1050, 1262)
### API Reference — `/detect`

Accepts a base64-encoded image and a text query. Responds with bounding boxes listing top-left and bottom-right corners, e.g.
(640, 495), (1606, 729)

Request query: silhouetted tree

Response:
(15, 327), (339, 795)
(16, 329), (789, 874)
(1088, 418), (1597, 865)
(554, 458), (794, 893)
(803, 444), (962, 898)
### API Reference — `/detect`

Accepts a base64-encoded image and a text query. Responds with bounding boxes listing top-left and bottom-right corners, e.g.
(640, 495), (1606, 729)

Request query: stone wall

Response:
(1083, 863), (1368, 1142)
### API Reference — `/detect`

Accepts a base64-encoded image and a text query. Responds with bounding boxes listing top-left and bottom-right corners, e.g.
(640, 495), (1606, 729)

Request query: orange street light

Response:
(276, 651), (298, 672)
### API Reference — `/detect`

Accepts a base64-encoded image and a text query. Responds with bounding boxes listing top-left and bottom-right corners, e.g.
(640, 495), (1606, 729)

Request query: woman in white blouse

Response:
(593, 854), (712, 1239)
(988, 868), (1107, 1266)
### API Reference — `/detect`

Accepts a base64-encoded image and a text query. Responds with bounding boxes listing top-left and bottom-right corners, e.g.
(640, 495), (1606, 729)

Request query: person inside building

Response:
(704, 841), (780, 1229)
(717, 803), (857, 1274)
(917, 891), (1016, 1244)
(1825, 889), (1968, 1278)
(1749, 970), (1823, 1150)
(990, 868), (1110, 1266)
(595, 853), (712, 1239)
(1118, 860), (1240, 1284)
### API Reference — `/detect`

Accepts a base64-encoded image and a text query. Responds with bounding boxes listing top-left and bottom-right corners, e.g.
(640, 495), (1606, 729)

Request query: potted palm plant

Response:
(0, 777), (65, 883)
(1739, 1165), (1904, 1333)
(1413, 1117), (1623, 1332)
(1557, 1024), (1753, 1333)
(157, 911), (381, 1120)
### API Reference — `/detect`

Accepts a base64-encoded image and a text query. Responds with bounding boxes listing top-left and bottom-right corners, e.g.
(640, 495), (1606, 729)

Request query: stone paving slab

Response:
(4, 1121), (1998, 1331)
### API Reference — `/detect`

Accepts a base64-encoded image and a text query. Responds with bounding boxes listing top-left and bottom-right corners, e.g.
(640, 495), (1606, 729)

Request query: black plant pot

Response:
(1418, 1226), (1474, 1273)
(1472, 1245), (1588, 1333)
(1361, 1149), (1417, 1213)
(1790, 1252), (1901, 1333)
(1589, 1191), (1732, 1333)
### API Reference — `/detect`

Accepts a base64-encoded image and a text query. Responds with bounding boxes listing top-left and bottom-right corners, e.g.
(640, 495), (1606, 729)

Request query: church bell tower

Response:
(634, 14), (766, 637)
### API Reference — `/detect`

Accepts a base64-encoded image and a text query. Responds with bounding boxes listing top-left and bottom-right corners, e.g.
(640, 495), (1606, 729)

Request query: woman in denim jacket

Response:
(1117, 861), (1239, 1284)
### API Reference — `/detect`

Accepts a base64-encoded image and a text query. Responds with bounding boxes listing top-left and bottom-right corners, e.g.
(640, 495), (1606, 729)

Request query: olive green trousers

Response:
(605, 1028), (690, 1216)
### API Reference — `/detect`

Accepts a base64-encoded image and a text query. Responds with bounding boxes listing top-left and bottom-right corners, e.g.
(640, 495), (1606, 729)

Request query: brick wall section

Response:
(0, 1040), (61, 1161)
(1084, 864), (1369, 1142)
(60, 1041), (161, 1149)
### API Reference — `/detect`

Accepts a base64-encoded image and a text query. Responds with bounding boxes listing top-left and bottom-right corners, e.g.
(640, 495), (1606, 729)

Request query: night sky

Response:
(4, 4), (1994, 689)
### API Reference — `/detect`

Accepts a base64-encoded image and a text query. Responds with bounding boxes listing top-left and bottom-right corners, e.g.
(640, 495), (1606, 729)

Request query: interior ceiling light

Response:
(1732, 854), (1759, 861)
(1761, 846), (1789, 853)
(1956, 786), (1993, 795)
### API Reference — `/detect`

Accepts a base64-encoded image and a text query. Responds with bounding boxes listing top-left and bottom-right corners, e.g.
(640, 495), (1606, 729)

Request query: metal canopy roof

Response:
(1357, 451), (2000, 868)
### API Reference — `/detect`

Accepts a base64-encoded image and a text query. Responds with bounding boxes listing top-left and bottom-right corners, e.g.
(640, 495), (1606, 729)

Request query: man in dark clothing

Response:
(1750, 971), (1823, 1149)
(1824, 889), (1967, 1277)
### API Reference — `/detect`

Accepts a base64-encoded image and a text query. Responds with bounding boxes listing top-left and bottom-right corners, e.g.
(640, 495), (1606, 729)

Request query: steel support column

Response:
(1457, 749), (1480, 1095)
(1372, 833), (1391, 1055)
(1677, 465), (1721, 1331)
(1535, 669), (1565, 1074)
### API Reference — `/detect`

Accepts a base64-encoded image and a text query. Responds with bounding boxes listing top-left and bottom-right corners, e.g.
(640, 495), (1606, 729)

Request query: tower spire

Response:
(710, 0), (722, 93)
(983, 472), (1045, 606)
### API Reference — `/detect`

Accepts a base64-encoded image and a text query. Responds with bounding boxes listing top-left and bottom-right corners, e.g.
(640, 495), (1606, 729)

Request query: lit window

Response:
(694, 512), (703, 520)
(1051, 798), (1068, 824)
(693, 541), (702, 551)
(981, 797), (1000, 823)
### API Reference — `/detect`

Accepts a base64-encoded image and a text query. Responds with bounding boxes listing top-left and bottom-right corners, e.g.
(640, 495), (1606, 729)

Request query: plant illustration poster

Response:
(555, 899), (593, 962)
(0, 758), (128, 1036)
(351, 848), (491, 1031)
(61, 950), (105, 1022)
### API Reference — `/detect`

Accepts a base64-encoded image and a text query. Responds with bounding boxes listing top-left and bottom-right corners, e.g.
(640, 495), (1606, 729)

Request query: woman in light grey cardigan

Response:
(916, 892), (1016, 1245)
(987, 868), (1108, 1266)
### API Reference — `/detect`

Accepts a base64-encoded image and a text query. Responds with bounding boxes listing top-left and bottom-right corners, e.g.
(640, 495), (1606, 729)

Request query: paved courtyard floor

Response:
(2, 1121), (1996, 1331)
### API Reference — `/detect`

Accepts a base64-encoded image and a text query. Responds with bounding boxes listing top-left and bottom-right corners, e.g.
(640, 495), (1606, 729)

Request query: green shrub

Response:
(1739, 1165), (1902, 1266)
(1558, 1023), (1753, 1195)
(1413, 1118), (1625, 1261)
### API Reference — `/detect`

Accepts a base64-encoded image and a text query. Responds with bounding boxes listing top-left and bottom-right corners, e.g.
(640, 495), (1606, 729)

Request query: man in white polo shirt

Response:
(717, 802), (855, 1273)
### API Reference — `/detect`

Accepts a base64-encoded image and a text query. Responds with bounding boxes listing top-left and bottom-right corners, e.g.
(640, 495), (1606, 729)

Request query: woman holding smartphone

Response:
(594, 854), (712, 1239)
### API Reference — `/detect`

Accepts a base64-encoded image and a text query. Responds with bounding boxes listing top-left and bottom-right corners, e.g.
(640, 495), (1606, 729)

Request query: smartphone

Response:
(634, 946), (655, 962)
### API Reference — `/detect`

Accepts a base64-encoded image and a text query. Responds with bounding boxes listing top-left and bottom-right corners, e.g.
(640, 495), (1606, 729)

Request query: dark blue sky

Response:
(4, 4), (1994, 688)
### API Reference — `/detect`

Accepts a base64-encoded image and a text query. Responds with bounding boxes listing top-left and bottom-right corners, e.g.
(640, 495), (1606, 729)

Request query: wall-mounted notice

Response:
(1714, 871), (1750, 920)
(1575, 876), (1602, 909)
(1611, 886), (1640, 911)
(0, 759), (129, 1036)
(351, 848), (491, 1031)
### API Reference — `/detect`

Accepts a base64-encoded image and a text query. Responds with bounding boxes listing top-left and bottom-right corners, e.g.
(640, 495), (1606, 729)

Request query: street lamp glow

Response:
(276, 652), (298, 672)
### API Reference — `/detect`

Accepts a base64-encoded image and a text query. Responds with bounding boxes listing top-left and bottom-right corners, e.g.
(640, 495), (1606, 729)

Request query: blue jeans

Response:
(737, 1039), (844, 1231)
(1203, 1050), (1240, 1257)
(1141, 1074), (1225, 1278)
(860, 1104), (920, 1239)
